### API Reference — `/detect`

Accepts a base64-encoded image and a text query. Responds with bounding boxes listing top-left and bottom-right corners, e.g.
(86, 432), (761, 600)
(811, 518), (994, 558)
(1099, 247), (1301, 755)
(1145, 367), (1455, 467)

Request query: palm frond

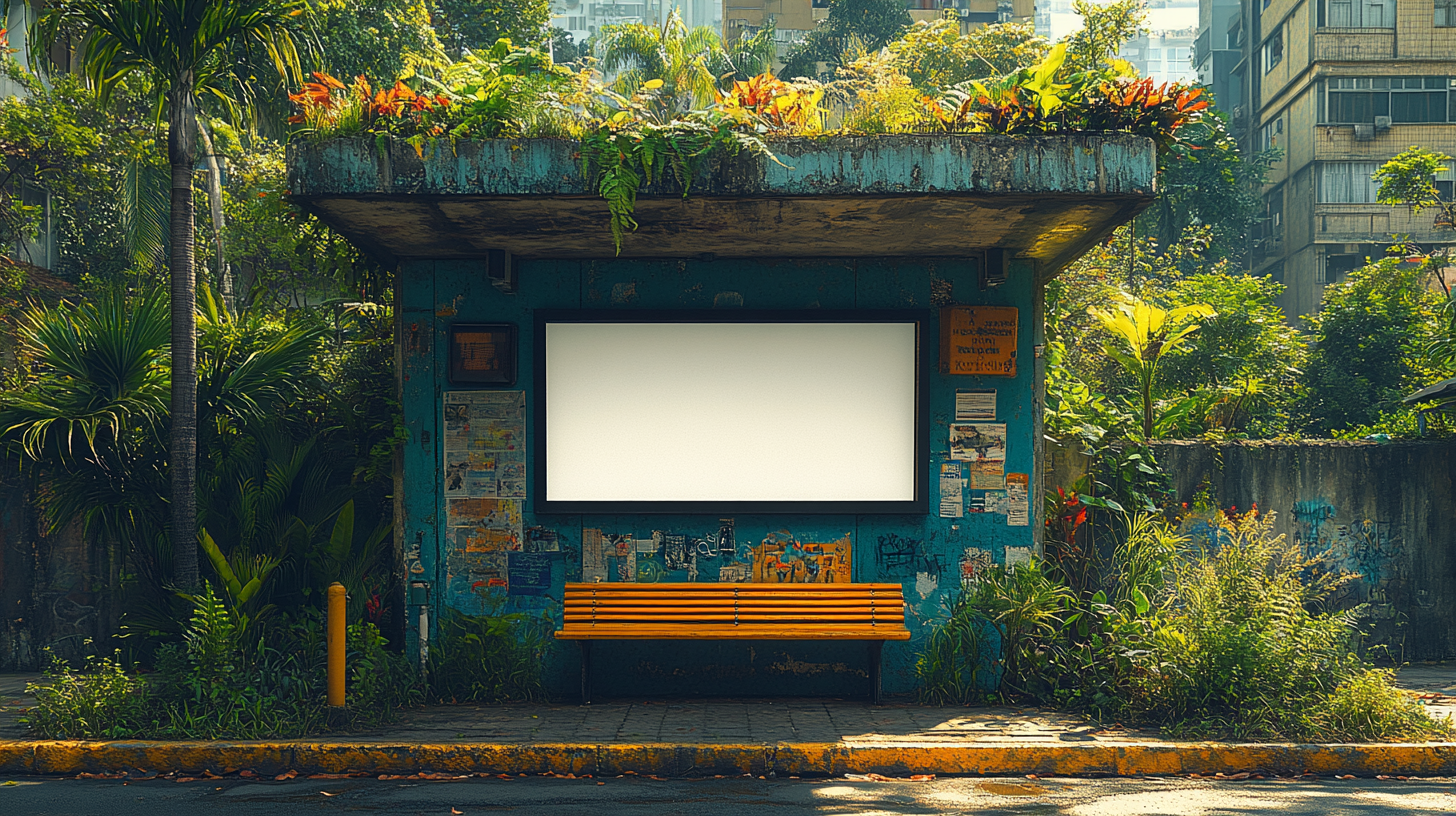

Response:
(117, 156), (169, 269)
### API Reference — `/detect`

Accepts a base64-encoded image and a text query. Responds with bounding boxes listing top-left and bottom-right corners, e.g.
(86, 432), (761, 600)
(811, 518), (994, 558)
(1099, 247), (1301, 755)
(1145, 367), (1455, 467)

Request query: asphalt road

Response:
(3, 775), (1455, 815)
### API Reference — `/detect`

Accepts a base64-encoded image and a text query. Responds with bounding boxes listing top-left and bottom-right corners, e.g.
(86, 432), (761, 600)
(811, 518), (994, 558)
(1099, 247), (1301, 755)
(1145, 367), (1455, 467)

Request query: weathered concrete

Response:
(4, 666), (1453, 776)
(5, 737), (1456, 777)
(0, 483), (115, 672)
(1151, 440), (1456, 661)
(287, 134), (1156, 268)
(288, 133), (1159, 700)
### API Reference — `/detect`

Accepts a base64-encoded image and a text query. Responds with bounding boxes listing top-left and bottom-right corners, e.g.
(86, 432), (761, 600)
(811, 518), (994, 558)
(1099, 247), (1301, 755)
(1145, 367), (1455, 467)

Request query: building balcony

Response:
(1312, 30), (1395, 62)
(1314, 204), (1453, 243)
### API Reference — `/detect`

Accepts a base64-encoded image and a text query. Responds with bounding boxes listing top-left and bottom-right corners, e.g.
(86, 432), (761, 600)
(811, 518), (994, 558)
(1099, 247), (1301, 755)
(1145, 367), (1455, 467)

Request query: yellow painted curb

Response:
(2, 739), (1456, 777)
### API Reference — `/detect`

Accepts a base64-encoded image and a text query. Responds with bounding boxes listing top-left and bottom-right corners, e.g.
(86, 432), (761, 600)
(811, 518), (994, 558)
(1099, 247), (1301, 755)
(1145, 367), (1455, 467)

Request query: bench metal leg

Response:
(868, 641), (883, 705)
(579, 641), (592, 705)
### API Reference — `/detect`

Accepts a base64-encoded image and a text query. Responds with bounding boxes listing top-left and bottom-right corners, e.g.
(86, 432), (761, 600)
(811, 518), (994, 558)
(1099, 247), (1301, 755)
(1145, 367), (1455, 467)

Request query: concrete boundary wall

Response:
(1150, 440), (1456, 661)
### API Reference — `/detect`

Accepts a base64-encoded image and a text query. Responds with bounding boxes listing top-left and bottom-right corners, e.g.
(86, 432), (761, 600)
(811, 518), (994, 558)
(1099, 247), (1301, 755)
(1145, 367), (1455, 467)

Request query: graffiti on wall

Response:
(580, 520), (854, 583)
(1292, 499), (1405, 610)
(1179, 499), (1408, 627)
(875, 533), (945, 579)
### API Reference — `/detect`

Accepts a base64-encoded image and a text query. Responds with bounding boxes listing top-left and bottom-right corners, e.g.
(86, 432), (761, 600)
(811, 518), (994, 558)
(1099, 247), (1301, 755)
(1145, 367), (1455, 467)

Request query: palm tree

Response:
(1090, 296), (1215, 440)
(29, 0), (304, 590)
(597, 9), (773, 110)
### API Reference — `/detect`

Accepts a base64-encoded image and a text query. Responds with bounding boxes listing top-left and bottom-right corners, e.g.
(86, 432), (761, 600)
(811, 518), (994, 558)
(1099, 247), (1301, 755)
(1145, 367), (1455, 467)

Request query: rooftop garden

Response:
(287, 15), (1205, 251)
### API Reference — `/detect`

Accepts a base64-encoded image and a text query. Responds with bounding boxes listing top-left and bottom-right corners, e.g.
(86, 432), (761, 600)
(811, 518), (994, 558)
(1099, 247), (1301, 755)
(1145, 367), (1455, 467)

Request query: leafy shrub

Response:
(24, 648), (149, 739)
(915, 592), (994, 705)
(427, 607), (550, 703)
(916, 510), (1452, 742)
(1126, 511), (1447, 741)
(26, 587), (419, 740)
(1316, 668), (1444, 742)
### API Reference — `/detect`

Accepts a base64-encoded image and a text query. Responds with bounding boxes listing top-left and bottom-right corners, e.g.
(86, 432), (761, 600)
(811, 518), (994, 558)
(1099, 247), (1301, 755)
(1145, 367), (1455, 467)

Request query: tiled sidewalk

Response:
(363, 699), (1151, 745)
(2, 663), (1451, 745)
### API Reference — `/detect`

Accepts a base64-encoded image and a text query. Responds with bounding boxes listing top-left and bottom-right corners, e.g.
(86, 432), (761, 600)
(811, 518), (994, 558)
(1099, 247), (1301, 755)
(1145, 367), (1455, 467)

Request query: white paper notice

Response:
(582, 527), (607, 582)
(1005, 472), (1030, 526)
(1004, 546), (1032, 567)
(939, 462), (964, 518)
(955, 390), (997, 421)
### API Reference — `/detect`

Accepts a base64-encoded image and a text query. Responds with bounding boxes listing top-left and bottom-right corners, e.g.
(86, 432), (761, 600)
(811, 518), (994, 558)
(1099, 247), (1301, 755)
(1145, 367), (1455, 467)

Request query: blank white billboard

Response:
(542, 320), (919, 506)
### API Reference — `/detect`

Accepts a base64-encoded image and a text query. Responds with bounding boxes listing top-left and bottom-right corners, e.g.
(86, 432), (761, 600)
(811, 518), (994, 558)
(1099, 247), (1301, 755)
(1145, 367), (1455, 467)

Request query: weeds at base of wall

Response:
(22, 588), (548, 739)
(426, 605), (550, 704)
(915, 510), (1454, 743)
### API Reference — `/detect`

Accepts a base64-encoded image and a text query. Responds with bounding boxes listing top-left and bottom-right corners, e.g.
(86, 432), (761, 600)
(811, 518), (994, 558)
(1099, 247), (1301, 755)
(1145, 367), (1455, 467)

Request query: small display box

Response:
(449, 323), (517, 385)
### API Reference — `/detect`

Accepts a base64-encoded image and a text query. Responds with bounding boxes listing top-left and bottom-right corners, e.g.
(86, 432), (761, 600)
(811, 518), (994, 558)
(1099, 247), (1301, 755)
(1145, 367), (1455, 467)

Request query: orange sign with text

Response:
(939, 306), (1018, 377)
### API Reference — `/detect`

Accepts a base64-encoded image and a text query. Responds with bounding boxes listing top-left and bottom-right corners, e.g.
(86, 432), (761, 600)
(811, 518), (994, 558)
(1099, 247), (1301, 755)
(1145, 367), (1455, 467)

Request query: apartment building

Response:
(1198, 0), (1456, 317)
(0, 0), (55, 272)
(1118, 27), (1199, 83)
(723, 0), (1034, 67)
(553, 0), (720, 44)
(1040, 0), (1199, 83)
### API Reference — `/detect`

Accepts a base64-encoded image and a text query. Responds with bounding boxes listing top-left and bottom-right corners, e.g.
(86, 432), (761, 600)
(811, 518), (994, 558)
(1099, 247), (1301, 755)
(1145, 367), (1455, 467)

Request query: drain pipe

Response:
(410, 580), (431, 680)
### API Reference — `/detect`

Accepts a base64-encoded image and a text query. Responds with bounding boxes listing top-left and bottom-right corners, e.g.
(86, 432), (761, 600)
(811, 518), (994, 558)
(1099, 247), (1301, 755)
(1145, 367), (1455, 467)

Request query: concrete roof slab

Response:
(287, 133), (1156, 270)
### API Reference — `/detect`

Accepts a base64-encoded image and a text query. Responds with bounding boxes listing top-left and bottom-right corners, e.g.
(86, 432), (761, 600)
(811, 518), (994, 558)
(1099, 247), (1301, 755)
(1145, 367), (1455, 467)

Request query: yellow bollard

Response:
(327, 582), (346, 708)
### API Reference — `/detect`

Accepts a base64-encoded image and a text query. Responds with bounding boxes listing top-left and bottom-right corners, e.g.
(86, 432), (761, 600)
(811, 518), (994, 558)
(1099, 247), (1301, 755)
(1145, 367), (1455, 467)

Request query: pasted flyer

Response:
(507, 552), (553, 596)
(447, 498), (522, 553)
(954, 389), (997, 421)
(1005, 472), (1030, 526)
(938, 462), (964, 518)
(968, 461), (1005, 489)
(581, 527), (607, 582)
(949, 423), (1007, 463)
(443, 390), (525, 499)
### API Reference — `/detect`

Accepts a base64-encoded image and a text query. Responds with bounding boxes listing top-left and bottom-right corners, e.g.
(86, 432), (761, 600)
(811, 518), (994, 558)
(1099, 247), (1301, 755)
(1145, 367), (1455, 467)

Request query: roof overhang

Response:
(287, 133), (1157, 277)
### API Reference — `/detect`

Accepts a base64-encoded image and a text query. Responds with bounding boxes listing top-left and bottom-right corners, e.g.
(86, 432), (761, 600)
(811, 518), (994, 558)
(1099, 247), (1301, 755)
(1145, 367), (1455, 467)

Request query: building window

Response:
(1319, 0), (1396, 27)
(1318, 162), (1383, 203)
(1320, 254), (1363, 284)
(1262, 28), (1283, 74)
(1324, 76), (1456, 123)
(1259, 117), (1284, 150)
(1438, 0), (1456, 26)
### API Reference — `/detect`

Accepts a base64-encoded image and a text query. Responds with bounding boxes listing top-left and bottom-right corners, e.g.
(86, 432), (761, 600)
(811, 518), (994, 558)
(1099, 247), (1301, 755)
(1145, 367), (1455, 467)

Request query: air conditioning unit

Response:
(1374, 115), (1393, 131)
(1352, 124), (1376, 141)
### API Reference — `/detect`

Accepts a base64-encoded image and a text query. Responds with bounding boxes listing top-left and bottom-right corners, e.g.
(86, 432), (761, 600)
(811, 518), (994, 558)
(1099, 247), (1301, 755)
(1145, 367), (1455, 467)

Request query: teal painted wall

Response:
(399, 256), (1039, 698)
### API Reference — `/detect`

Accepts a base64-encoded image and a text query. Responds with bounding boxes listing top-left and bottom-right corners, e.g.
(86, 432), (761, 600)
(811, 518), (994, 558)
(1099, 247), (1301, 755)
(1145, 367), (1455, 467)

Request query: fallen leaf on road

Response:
(309, 774), (351, 780)
(1337, 775), (1356, 780)
(276, 770), (298, 781)
(452, 809), (463, 814)
(910, 775), (935, 782)
(320, 791), (337, 797)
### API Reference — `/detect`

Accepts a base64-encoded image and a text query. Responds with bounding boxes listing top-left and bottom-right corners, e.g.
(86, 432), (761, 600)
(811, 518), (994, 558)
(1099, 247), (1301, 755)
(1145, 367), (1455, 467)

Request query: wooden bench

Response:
(555, 582), (910, 704)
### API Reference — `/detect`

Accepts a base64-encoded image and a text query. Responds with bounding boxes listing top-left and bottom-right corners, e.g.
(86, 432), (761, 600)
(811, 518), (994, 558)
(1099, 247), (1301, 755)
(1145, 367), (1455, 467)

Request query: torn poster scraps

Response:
(954, 389), (997, 421)
(939, 462), (964, 518)
(443, 390), (525, 499)
(1005, 472), (1030, 526)
(949, 422), (1006, 463)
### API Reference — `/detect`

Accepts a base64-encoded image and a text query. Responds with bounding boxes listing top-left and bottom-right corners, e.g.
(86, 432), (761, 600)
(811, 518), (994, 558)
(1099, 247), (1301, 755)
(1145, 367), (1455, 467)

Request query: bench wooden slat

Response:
(566, 582), (905, 590)
(564, 600), (896, 606)
(563, 592), (902, 601)
(564, 614), (905, 622)
(557, 625), (911, 640)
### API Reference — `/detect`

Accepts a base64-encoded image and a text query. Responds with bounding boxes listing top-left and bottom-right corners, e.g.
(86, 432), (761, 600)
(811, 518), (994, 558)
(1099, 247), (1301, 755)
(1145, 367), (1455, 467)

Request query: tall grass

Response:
(916, 510), (1452, 741)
